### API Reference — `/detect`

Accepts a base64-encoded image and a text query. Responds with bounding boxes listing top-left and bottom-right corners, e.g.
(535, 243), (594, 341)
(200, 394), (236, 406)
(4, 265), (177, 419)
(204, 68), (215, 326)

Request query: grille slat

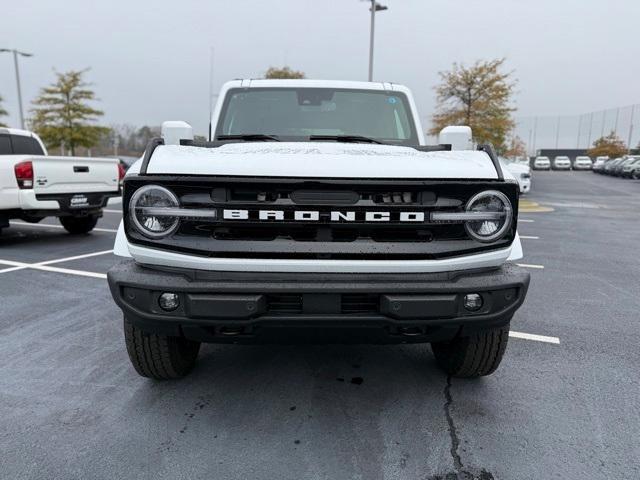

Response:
(266, 294), (303, 314)
(266, 294), (379, 314)
(341, 294), (380, 314)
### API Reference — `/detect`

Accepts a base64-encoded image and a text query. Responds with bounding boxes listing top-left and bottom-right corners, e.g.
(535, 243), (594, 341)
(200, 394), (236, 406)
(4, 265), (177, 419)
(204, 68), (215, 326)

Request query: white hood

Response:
(130, 142), (500, 180)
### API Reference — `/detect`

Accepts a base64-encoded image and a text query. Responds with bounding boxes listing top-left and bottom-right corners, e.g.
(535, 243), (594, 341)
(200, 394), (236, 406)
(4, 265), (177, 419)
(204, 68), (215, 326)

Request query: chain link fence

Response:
(515, 104), (640, 156)
(422, 104), (640, 155)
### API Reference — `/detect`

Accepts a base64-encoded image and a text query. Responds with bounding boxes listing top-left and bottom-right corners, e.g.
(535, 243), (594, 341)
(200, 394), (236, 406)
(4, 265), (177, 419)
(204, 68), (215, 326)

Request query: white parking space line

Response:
(518, 219), (535, 223)
(103, 209), (122, 214)
(517, 263), (545, 269)
(519, 235), (540, 240)
(0, 250), (112, 277)
(38, 249), (114, 266)
(0, 257), (107, 279)
(9, 221), (118, 233)
(28, 264), (108, 279)
(509, 331), (560, 344)
(0, 266), (25, 274)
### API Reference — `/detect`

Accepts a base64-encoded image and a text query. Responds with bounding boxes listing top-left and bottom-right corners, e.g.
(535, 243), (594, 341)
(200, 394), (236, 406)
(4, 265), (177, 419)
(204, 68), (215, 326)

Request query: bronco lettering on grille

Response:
(222, 209), (426, 223)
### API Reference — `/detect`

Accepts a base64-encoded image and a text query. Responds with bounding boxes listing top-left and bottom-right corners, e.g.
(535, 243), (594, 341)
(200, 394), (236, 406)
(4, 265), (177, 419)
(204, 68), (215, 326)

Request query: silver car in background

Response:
(533, 156), (551, 170)
(592, 156), (609, 173)
(553, 156), (572, 170)
(621, 157), (640, 178)
(573, 156), (593, 170)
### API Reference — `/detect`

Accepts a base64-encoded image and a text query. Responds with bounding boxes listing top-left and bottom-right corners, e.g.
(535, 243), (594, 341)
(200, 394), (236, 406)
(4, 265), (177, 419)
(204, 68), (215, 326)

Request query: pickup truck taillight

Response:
(14, 161), (34, 189)
(117, 162), (126, 180)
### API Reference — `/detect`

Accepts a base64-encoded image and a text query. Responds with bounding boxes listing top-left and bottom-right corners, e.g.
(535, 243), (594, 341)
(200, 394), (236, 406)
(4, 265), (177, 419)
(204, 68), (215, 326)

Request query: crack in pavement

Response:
(444, 375), (465, 473)
(431, 376), (495, 480)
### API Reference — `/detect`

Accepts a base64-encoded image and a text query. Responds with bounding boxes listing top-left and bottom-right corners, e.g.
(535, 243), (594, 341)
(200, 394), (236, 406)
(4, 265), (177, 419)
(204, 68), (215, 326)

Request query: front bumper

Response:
(108, 261), (530, 344)
(19, 190), (122, 215)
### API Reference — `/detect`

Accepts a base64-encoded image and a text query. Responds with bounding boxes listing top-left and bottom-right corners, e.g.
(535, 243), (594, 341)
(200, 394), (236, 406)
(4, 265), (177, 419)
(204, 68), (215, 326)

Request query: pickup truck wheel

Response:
(59, 214), (99, 234)
(431, 325), (510, 378)
(124, 318), (201, 380)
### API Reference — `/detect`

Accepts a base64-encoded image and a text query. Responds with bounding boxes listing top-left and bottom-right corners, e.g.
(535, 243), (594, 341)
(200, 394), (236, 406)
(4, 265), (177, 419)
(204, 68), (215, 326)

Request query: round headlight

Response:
(464, 190), (512, 243)
(129, 185), (180, 238)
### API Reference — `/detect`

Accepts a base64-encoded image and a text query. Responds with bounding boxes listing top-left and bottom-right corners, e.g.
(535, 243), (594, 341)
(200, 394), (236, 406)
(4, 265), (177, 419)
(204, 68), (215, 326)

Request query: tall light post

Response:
(366, 0), (388, 82)
(0, 48), (33, 129)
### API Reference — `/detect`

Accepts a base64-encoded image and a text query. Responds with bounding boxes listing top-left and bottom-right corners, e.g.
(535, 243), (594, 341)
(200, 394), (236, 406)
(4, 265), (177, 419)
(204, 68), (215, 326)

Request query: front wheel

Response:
(431, 325), (510, 378)
(59, 214), (99, 234)
(124, 318), (201, 380)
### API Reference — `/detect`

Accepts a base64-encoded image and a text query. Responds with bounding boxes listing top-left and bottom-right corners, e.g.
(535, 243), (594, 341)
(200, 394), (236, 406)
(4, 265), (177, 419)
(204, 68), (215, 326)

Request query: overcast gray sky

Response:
(2, 0), (639, 137)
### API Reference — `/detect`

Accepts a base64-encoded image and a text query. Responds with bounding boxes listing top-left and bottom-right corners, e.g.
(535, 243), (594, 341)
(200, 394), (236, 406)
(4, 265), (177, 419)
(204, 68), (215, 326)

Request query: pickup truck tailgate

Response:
(32, 156), (119, 194)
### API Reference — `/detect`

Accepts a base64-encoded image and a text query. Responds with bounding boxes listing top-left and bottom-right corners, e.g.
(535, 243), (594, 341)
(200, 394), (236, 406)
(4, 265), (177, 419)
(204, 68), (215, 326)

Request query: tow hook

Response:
(399, 327), (422, 336)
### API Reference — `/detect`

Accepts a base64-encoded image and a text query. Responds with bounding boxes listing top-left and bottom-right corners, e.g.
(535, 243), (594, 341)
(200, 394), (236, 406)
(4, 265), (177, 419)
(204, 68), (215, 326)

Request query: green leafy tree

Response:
(0, 94), (8, 127)
(587, 132), (628, 159)
(265, 66), (305, 79)
(30, 70), (109, 155)
(430, 58), (516, 153)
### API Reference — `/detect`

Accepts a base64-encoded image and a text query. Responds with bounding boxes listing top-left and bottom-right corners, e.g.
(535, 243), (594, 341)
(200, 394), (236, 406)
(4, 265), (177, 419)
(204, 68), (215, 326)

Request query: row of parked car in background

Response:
(530, 154), (640, 178)
(592, 156), (640, 178)
(532, 155), (596, 171)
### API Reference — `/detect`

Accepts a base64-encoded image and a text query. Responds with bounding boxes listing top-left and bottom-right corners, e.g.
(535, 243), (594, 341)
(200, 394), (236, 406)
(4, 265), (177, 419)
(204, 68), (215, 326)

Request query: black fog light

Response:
(463, 293), (483, 312)
(159, 292), (180, 311)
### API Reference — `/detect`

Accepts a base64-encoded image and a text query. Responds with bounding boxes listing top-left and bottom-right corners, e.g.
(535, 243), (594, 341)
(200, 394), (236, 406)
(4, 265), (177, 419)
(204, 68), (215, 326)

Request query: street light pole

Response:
(0, 48), (33, 129)
(368, 0), (375, 82)
(628, 105), (635, 153)
(366, 1), (387, 82)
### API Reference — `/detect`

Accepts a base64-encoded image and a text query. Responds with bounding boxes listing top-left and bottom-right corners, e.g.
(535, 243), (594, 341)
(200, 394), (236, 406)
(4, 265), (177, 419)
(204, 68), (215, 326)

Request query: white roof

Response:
(221, 79), (411, 94)
(0, 127), (33, 137)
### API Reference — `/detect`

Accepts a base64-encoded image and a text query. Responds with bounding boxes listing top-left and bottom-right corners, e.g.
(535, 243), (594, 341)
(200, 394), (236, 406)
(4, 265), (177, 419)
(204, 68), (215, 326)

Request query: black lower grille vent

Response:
(267, 294), (303, 314)
(341, 294), (380, 314)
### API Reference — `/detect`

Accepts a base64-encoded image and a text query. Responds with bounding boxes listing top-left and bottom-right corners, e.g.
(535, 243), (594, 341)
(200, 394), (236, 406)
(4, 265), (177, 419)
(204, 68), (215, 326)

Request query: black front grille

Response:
(265, 293), (379, 315)
(123, 176), (518, 260)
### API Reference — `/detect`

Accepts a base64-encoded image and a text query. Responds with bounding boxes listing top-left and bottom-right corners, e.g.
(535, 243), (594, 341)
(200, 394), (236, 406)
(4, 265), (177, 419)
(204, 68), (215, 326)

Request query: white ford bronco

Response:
(108, 80), (529, 380)
(0, 128), (123, 234)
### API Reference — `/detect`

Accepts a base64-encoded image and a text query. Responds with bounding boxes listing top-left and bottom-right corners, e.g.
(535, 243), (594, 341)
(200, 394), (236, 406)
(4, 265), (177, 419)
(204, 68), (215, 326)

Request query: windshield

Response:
(215, 87), (418, 145)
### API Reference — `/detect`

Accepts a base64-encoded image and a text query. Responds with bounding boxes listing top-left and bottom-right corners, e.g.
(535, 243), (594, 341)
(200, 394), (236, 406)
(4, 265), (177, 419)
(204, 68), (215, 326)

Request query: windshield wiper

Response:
(309, 135), (383, 144)
(216, 134), (280, 142)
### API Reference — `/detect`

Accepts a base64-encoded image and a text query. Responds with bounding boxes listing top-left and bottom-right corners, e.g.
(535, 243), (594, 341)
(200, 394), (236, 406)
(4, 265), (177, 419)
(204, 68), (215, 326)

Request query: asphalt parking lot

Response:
(1, 172), (639, 480)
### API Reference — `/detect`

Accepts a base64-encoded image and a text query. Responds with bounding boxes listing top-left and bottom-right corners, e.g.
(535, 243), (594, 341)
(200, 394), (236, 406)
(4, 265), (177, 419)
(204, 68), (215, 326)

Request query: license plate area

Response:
(69, 194), (90, 209)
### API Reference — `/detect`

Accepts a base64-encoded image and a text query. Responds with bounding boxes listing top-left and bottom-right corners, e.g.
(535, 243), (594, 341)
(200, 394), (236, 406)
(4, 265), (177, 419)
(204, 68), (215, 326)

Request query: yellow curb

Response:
(519, 199), (554, 213)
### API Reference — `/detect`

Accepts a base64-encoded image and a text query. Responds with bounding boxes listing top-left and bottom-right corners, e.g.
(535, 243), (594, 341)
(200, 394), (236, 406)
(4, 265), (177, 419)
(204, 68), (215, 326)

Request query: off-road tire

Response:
(124, 318), (201, 380)
(59, 214), (99, 234)
(431, 325), (510, 378)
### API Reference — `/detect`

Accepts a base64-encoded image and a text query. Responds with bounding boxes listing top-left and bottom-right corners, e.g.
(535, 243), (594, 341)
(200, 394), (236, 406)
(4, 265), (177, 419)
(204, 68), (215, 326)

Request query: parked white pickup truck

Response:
(108, 80), (530, 380)
(0, 128), (122, 234)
